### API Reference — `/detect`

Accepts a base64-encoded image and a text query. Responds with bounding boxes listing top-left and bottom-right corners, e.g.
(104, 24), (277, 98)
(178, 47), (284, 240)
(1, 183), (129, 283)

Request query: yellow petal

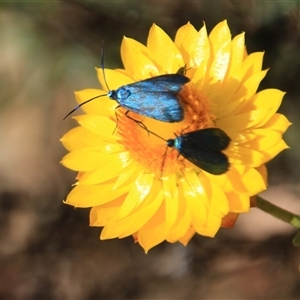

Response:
(113, 165), (141, 189)
(205, 172), (234, 193)
(60, 126), (102, 151)
(214, 93), (246, 118)
(256, 164), (268, 186)
(224, 33), (245, 81)
(207, 20), (231, 82)
(217, 109), (271, 132)
(175, 22), (198, 49)
(114, 172), (155, 219)
(178, 227), (195, 246)
(241, 52), (264, 79)
(241, 167), (267, 194)
(248, 129), (283, 152)
(147, 24), (183, 73)
(190, 25), (211, 82)
(228, 131), (256, 145)
(175, 22), (210, 71)
(121, 190), (164, 235)
(61, 146), (124, 172)
(213, 34), (247, 108)
(261, 113), (291, 134)
(226, 192), (250, 213)
(100, 187), (164, 239)
(208, 179), (230, 217)
(163, 175), (179, 228)
(78, 153), (131, 185)
(61, 149), (106, 171)
(229, 145), (265, 167)
(121, 37), (159, 79)
(207, 40), (231, 82)
(64, 183), (132, 208)
(179, 173), (207, 228)
(227, 166), (267, 195)
(139, 226), (169, 253)
(195, 213), (221, 237)
(264, 140), (289, 161)
(74, 115), (117, 141)
(96, 68), (133, 91)
(166, 205), (192, 243)
(218, 166), (249, 194)
(234, 70), (268, 102)
(138, 213), (169, 253)
(209, 20), (231, 57)
(74, 89), (114, 116)
(241, 89), (285, 118)
(90, 198), (124, 226)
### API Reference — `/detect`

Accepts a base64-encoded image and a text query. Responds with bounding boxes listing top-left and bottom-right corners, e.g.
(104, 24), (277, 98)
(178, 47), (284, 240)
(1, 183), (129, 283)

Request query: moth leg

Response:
(181, 119), (195, 134)
(124, 110), (150, 134)
(159, 148), (187, 178)
(112, 105), (122, 135)
(177, 154), (186, 168)
(160, 146), (170, 178)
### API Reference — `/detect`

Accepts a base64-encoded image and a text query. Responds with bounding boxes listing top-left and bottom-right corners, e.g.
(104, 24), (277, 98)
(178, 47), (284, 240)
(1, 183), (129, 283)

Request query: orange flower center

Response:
(117, 83), (216, 177)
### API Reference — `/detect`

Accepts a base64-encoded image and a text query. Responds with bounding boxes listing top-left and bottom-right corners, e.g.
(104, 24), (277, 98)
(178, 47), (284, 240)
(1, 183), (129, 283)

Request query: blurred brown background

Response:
(1, 1), (300, 299)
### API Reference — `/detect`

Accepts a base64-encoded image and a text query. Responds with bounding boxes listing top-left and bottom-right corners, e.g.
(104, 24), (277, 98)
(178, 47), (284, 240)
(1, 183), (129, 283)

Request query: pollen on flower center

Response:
(179, 84), (216, 131)
(116, 84), (216, 177)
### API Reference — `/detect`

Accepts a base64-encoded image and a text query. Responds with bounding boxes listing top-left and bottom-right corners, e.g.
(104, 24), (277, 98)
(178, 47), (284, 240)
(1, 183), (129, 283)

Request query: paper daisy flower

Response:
(61, 20), (290, 252)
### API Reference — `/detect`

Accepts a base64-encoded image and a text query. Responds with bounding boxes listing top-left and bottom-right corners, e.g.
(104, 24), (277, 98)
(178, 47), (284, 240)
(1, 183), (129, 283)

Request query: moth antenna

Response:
(160, 145), (169, 177)
(146, 129), (168, 142)
(101, 41), (111, 92)
(63, 94), (106, 120)
(136, 123), (169, 176)
(138, 127), (170, 177)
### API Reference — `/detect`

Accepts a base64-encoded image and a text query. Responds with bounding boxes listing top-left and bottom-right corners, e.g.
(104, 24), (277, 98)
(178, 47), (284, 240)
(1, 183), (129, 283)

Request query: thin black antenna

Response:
(101, 41), (111, 92)
(63, 93), (107, 120)
(143, 128), (168, 142)
(141, 127), (170, 176)
(160, 146), (169, 177)
(63, 41), (111, 120)
(139, 124), (176, 177)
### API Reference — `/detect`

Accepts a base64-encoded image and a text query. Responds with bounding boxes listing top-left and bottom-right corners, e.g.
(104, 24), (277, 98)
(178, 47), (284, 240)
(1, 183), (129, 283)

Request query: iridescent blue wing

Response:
(121, 90), (184, 122)
(175, 128), (231, 175)
(110, 74), (189, 122)
(126, 74), (190, 93)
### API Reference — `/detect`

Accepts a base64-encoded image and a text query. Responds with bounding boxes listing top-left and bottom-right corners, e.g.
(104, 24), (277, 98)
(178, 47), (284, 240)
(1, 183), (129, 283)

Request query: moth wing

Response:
(177, 129), (231, 175)
(121, 90), (184, 122)
(116, 74), (189, 122)
(182, 128), (231, 151)
(183, 147), (230, 175)
(126, 74), (190, 93)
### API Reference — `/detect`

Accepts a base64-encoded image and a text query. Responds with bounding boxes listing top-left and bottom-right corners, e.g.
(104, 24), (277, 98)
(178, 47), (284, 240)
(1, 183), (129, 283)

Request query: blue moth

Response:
(149, 128), (231, 175)
(64, 73), (190, 122)
(64, 44), (190, 122)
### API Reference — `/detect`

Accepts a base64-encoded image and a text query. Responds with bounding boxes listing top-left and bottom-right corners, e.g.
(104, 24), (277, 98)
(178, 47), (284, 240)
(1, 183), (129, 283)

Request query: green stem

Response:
(256, 195), (300, 229)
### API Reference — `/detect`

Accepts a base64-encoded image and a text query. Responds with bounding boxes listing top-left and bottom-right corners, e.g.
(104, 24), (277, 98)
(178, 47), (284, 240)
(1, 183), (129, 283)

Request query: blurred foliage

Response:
(1, 1), (300, 299)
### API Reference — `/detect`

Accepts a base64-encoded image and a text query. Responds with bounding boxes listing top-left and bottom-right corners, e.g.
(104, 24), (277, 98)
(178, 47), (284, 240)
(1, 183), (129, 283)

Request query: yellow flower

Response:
(61, 20), (290, 252)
